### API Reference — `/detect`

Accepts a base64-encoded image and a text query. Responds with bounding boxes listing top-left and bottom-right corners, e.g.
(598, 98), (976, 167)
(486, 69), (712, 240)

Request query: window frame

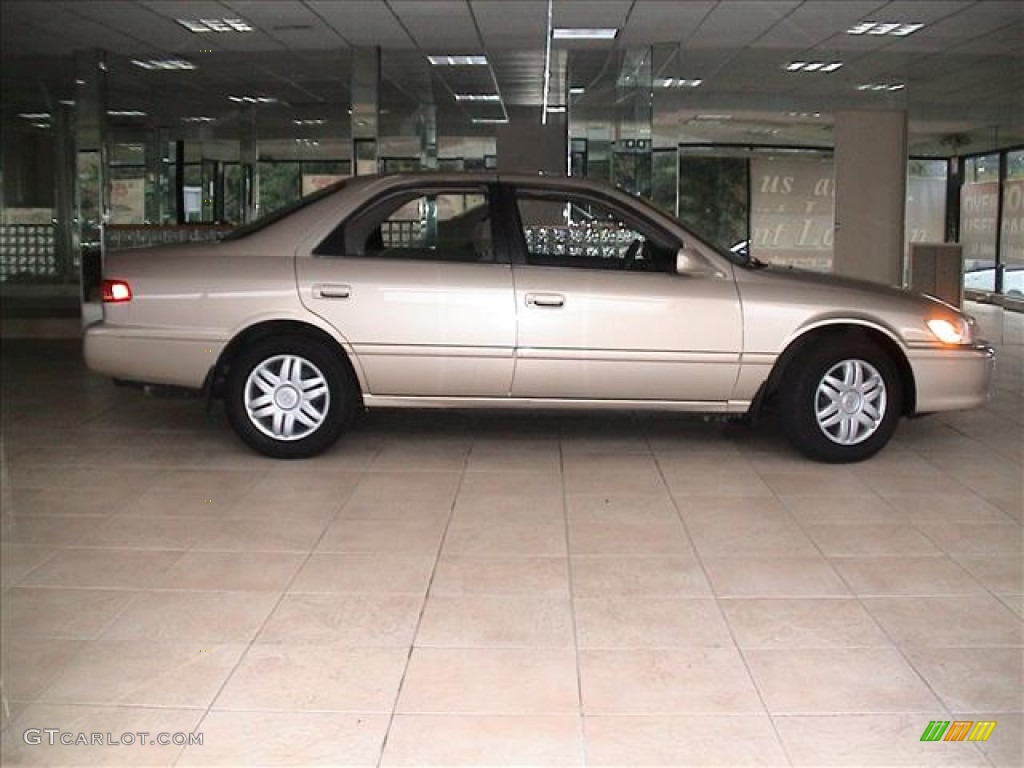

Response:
(502, 185), (682, 273)
(313, 181), (506, 264)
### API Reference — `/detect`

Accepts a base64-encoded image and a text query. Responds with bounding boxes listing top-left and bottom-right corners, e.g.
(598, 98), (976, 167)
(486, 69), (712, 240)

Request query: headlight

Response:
(926, 315), (973, 345)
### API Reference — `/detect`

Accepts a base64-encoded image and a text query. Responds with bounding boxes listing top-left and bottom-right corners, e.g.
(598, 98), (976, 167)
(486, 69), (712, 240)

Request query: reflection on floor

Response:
(1, 304), (1021, 767)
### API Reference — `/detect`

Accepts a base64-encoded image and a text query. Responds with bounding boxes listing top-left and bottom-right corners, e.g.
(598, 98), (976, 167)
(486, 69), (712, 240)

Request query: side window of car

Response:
(326, 189), (493, 263)
(514, 192), (673, 272)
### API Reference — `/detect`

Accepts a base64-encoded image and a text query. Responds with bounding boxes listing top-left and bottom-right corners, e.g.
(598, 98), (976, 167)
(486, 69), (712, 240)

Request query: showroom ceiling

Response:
(1, 0), (1021, 155)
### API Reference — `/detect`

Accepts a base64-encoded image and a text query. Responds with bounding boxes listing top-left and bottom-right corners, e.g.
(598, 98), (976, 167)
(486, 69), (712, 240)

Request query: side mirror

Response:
(675, 247), (723, 278)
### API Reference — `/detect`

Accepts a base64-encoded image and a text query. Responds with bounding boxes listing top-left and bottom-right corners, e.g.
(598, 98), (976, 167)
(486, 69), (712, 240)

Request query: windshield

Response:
(220, 177), (352, 241)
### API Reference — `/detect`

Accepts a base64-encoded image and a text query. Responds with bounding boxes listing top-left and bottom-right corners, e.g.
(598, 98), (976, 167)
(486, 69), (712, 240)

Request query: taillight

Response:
(101, 279), (132, 303)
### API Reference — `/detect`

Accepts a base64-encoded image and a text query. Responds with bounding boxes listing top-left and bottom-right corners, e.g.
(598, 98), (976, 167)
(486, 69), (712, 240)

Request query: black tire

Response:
(225, 335), (354, 459)
(778, 339), (902, 463)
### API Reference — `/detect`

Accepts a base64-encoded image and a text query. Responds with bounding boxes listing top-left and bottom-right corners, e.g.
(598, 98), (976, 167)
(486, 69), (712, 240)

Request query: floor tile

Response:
(585, 715), (790, 766)
(1, 703), (202, 767)
(215, 644), (408, 712)
(396, 648), (579, 714)
(18, 548), (184, 589)
(721, 598), (891, 648)
(451, 494), (564, 525)
(775, 714), (990, 766)
(574, 596), (731, 648)
(862, 595), (1023, 647)
(99, 590), (279, 642)
(442, 522), (567, 557)
(744, 648), (945, 714)
(920, 523), (1024, 557)
(702, 556), (850, 597)
(803, 523), (941, 556)
(316, 519), (446, 555)
(2, 587), (136, 639)
(177, 711), (389, 767)
(973, 712), (1021, 768)
(954, 556), (1024, 593)
(579, 648), (763, 714)
(157, 551), (306, 591)
(904, 647), (1024, 712)
(571, 556), (711, 596)
(430, 556), (569, 597)
(0, 636), (84, 700)
(0, 545), (55, 586)
(415, 595), (574, 648)
(831, 556), (988, 596)
(565, 493), (679, 524)
(39, 640), (246, 707)
(192, 516), (331, 552)
(256, 594), (422, 646)
(380, 715), (583, 766)
(291, 553), (435, 594)
(568, 520), (693, 556)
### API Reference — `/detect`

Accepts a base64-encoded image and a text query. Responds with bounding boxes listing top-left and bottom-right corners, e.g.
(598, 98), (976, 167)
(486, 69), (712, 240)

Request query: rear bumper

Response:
(84, 323), (224, 390)
(908, 343), (995, 413)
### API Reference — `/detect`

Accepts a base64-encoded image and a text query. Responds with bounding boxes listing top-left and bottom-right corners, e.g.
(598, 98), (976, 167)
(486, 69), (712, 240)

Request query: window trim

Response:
(502, 185), (682, 271)
(313, 182), (507, 264)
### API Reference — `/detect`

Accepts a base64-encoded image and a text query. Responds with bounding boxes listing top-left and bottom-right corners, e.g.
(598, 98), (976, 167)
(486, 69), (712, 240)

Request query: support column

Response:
(74, 49), (108, 318)
(53, 104), (77, 283)
(833, 110), (908, 285)
(497, 107), (567, 175)
(239, 106), (258, 223)
(351, 47), (380, 175)
(144, 128), (169, 224)
(418, 104), (437, 171)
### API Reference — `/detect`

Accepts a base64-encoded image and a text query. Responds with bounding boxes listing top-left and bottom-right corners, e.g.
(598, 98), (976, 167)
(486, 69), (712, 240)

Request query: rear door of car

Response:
(504, 184), (743, 403)
(296, 182), (516, 397)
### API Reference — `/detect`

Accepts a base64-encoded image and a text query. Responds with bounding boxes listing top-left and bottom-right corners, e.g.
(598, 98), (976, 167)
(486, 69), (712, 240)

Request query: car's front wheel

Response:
(779, 340), (902, 463)
(225, 336), (353, 458)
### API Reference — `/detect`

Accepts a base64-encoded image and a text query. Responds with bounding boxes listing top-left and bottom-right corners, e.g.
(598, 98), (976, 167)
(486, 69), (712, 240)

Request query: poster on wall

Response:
(301, 174), (347, 197)
(110, 178), (145, 224)
(749, 156), (835, 271)
(959, 181), (998, 271)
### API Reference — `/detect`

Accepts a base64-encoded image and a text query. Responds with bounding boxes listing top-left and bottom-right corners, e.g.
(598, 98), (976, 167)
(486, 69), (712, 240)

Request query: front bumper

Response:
(908, 343), (995, 413)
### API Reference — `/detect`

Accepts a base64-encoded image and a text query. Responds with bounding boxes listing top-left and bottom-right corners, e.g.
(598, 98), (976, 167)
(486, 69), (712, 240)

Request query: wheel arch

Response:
(206, 319), (363, 404)
(752, 322), (916, 417)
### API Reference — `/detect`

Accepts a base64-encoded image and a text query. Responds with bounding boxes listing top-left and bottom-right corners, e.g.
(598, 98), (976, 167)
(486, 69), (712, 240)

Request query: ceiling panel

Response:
(687, 1), (801, 48)
(751, 0), (884, 49)
(471, 0), (547, 48)
(390, 0), (482, 51)
(552, 0), (631, 28)
(619, 1), (715, 45)
(306, 0), (412, 46)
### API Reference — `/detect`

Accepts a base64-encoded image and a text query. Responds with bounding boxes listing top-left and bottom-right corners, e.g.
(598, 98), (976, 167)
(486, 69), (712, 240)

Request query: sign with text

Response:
(750, 156), (835, 271)
(960, 181), (998, 269)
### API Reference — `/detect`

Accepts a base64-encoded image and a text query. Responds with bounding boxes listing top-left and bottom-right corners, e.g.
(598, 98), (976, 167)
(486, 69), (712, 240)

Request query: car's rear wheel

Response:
(225, 335), (353, 458)
(779, 340), (902, 463)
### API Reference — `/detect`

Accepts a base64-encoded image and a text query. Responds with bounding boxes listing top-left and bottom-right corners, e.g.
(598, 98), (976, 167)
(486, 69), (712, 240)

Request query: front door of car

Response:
(506, 188), (743, 402)
(296, 184), (516, 397)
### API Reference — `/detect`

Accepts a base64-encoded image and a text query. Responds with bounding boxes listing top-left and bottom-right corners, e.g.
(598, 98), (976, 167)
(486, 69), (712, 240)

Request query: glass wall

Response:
(906, 159), (947, 245)
(678, 151), (749, 254)
(1002, 150), (1023, 297)
(960, 153), (1000, 290)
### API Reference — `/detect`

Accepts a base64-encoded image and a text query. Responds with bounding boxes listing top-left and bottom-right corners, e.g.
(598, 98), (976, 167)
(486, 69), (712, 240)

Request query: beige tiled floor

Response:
(1, 304), (1021, 767)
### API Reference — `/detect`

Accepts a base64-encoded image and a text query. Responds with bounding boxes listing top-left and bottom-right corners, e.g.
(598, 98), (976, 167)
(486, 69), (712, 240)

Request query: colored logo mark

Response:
(920, 720), (997, 742)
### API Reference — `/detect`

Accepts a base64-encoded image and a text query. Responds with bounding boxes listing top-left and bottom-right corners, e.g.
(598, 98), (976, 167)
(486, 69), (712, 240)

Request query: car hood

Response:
(750, 263), (951, 311)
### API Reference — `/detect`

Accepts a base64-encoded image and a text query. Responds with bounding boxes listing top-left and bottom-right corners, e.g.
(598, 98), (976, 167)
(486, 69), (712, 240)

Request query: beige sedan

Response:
(85, 173), (994, 462)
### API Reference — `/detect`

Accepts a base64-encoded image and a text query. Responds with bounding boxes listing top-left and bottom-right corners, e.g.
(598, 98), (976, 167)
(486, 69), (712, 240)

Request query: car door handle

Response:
(525, 293), (565, 308)
(312, 283), (351, 299)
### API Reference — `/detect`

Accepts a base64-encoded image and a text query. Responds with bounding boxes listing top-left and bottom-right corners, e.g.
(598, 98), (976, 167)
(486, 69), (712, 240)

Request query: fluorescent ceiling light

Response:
(454, 93), (501, 102)
(654, 78), (703, 88)
(785, 61), (842, 73)
(552, 28), (618, 40)
(181, 116), (216, 123)
(856, 82), (906, 92)
(293, 118), (327, 125)
(132, 58), (195, 71)
(847, 21), (924, 37)
(18, 112), (51, 120)
(177, 18), (252, 33)
(427, 55), (488, 66)
(229, 96), (277, 103)
(546, 105), (566, 113)
(569, 86), (586, 95)
(107, 110), (146, 117)
(695, 114), (733, 121)
(472, 117), (508, 124)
